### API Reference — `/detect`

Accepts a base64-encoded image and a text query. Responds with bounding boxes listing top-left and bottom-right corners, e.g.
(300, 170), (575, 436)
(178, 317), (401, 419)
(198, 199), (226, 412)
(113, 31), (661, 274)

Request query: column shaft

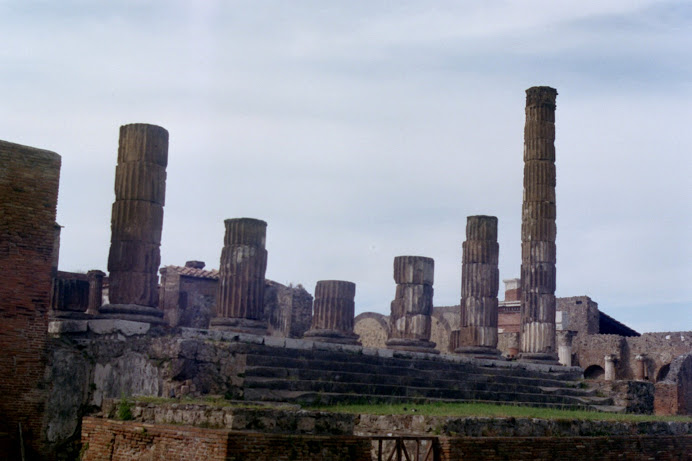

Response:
(304, 280), (360, 344)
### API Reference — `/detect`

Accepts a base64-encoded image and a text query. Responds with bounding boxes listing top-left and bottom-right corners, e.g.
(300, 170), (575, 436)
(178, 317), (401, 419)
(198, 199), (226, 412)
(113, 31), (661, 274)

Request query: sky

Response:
(2, 1), (690, 333)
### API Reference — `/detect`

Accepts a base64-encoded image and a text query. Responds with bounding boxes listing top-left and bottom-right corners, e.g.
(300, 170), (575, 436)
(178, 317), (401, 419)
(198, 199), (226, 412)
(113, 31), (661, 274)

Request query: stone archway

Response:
(584, 365), (605, 380)
(354, 312), (390, 349)
(656, 363), (671, 383)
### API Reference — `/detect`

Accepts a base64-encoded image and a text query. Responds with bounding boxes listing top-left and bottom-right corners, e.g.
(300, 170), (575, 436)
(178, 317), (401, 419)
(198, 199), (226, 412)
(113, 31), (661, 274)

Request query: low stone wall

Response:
(355, 414), (692, 437)
(80, 417), (371, 461)
(439, 435), (692, 461)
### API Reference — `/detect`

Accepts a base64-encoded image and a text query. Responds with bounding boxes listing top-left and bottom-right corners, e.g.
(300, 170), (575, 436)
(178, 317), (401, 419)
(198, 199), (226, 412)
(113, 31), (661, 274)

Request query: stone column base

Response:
(385, 338), (439, 354)
(303, 329), (361, 345)
(210, 317), (267, 335)
(518, 351), (559, 364)
(98, 304), (166, 325)
(454, 346), (502, 359)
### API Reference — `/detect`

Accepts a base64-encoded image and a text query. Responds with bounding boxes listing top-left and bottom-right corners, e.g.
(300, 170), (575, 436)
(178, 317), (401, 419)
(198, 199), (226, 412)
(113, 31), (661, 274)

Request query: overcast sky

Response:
(2, 1), (690, 333)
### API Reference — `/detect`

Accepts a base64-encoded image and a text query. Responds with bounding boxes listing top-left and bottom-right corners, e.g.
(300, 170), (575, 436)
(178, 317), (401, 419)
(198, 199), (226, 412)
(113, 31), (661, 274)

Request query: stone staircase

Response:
(238, 343), (618, 411)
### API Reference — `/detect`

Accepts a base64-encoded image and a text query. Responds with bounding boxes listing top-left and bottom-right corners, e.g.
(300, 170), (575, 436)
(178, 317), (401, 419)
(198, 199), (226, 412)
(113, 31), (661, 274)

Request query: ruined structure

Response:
(0, 140), (61, 459)
(211, 218), (268, 334)
(520, 86), (559, 362)
(386, 256), (437, 353)
(304, 280), (360, 344)
(454, 216), (500, 356)
(99, 123), (168, 324)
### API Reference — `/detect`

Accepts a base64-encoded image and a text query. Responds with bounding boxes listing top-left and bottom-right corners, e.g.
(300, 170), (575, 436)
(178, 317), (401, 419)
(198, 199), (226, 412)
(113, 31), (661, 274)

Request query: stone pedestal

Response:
(100, 124), (168, 324)
(557, 330), (575, 367)
(386, 256), (438, 354)
(605, 354), (618, 381)
(304, 280), (360, 345)
(519, 87), (559, 363)
(456, 216), (501, 357)
(86, 270), (106, 315)
(211, 218), (268, 335)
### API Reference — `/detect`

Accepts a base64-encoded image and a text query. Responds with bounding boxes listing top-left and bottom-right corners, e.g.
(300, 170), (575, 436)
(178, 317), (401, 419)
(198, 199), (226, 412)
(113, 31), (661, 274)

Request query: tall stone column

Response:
(456, 216), (500, 357)
(519, 86), (559, 362)
(304, 280), (360, 345)
(86, 270), (106, 315)
(386, 256), (438, 354)
(99, 124), (168, 324)
(211, 218), (268, 335)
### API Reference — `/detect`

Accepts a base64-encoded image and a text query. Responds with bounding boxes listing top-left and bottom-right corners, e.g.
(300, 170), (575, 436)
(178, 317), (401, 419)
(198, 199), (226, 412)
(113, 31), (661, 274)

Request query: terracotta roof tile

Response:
(162, 265), (219, 280)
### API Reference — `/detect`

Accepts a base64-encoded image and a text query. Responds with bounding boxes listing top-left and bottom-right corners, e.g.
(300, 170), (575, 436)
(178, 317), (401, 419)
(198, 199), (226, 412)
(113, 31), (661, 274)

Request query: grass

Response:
(306, 401), (692, 422)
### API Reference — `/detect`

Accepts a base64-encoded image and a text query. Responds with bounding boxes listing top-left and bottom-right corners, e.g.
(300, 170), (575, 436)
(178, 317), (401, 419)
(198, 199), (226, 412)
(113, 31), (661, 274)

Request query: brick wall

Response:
(439, 435), (692, 461)
(654, 353), (692, 415)
(80, 418), (371, 461)
(0, 140), (61, 460)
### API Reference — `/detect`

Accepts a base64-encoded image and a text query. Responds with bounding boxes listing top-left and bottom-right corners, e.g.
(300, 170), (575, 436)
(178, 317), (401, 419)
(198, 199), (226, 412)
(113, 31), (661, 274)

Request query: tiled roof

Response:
(162, 265), (219, 280)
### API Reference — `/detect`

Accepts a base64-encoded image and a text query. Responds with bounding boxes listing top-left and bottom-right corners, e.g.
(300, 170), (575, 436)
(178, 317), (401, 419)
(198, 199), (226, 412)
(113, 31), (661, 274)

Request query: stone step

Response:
(242, 388), (597, 411)
(243, 345), (582, 381)
(242, 377), (595, 407)
(244, 366), (595, 399)
(244, 355), (581, 390)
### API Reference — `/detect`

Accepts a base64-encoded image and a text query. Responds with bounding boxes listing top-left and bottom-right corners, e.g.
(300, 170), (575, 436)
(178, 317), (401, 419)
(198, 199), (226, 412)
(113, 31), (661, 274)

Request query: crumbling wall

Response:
(654, 353), (692, 415)
(557, 296), (599, 335)
(0, 140), (61, 460)
(353, 312), (389, 349)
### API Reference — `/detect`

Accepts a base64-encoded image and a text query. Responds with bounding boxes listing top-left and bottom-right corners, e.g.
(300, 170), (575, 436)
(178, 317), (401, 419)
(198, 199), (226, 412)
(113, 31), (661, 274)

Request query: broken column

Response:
(455, 215), (500, 357)
(605, 354), (618, 381)
(210, 218), (268, 334)
(304, 280), (360, 345)
(86, 270), (106, 315)
(99, 124), (168, 323)
(635, 354), (649, 381)
(519, 86), (559, 362)
(557, 330), (575, 367)
(386, 256), (438, 353)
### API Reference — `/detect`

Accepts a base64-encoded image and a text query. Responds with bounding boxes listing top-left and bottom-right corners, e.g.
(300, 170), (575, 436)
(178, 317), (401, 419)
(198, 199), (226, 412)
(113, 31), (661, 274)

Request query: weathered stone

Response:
(462, 240), (499, 265)
(387, 256), (437, 353)
(114, 162), (167, 205)
(520, 86), (559, 363)
(102, 124), (168, 321)
(393, 255), (434, 285)
(304, 280), (360, 345)
(457, 216), (500, 357)
(117, 123), (169, 167)
(211, 218), (268, 335)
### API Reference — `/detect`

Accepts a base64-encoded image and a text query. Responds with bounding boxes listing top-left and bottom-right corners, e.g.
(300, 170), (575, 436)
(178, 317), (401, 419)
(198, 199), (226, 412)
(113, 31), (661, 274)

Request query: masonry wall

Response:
(0, 140), (61, 460)
(439, 435), (692, 461)
(80, 418), (372, 461)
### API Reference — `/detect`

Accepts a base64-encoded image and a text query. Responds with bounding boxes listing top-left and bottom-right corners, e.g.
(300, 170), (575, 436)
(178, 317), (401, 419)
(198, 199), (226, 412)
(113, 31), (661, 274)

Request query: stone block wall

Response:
(0, 140), (61, 460)
(264, 281), (313, 338)
(557, 296), (600, 335)
(654, 353), (692, 415)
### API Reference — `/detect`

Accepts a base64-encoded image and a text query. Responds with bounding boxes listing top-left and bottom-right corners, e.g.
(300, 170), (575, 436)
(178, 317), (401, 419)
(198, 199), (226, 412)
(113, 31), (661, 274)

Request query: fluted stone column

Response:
(519, 86), (559, 362)
(386, 256), (438, 354)
(211, 218), (268, 334)
(304, 280), (360, 345)
(99, 124), (168, 323)
(605, 354), (617, 381)
(456, 216), (500, 357)
(86, 270), (106, 315)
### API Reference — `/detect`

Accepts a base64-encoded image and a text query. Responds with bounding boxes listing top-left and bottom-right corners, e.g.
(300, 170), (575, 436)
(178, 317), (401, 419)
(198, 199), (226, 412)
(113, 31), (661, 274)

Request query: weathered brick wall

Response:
(0, 140), (61, 460)
(354, 312), (389, 348)
(557, 296), (600, 335)
(80, 418), (371, 461)
(439, 435), (692, 461)
(628, 332), (692, 381)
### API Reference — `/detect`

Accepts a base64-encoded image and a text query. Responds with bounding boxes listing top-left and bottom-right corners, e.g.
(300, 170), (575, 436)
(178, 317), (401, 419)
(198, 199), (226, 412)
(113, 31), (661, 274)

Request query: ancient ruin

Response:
(386, 256), (438, 353)
(519, 86), (559, 362)
(454, 215), (501, 357)
(1, 86), (691, 460)
(99, 123), (168, 324)
(210, 218), (269, 334)
(304, 280), (360, 344)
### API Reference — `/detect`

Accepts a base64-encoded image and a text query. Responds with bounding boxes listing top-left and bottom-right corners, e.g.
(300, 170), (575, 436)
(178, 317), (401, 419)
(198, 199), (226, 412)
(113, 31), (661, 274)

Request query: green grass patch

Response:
(306, 401), (692, 422)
